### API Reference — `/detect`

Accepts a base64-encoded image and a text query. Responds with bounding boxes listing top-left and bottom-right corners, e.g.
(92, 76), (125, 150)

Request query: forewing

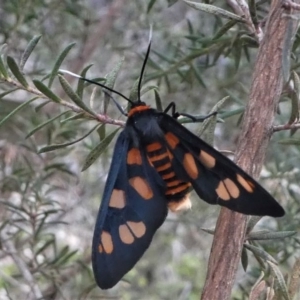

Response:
(159, 114), (284, 217)
(92, 130), (168, 289)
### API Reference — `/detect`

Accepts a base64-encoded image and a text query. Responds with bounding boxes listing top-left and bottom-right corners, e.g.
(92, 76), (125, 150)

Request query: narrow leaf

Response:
(26, 110), (70, 138)
(147, 0), (157, 12)
(241, 247), (248, 271)
(39, 124), (100, 153)
(76, 64), (93, 99)
(7, 56), (29, 88)
(58, 75), (96, 116)
(198, 96), (229, 144)
(154, 90), (163, 112)
(184, 1), (245, 22)
(246, 216), (262, 233)
(0, 88), (19, 99)
(279, 138), (300, 145)
(247, 231), (296, 241)
(0, 97), (38, 128)
(104, 57), (125, 113)
(97, 123), (106, 141)
(33, 80), (61, 103)
(244, 244), (278, 264)
(20, 35), (42, 70)
(213, 19), (239, 40)
(0, 54), (8, 78)
(48, 42), (76, 88)
(268, 261), (291, 300)
(129, 78), (140, 102)
(201, 228), (215, 235)
(81, 128), (120, 171)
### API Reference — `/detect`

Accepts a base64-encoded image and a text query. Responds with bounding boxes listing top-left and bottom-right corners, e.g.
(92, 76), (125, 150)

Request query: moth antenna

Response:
(59, 69), (134, 105)
(137, 40), (152, 103)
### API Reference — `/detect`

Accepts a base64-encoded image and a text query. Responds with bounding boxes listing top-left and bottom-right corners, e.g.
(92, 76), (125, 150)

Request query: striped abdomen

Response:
(146, 142), (192, 212)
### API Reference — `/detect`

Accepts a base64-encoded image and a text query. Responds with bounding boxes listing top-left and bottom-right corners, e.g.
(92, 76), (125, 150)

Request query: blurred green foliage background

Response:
(1, 0), (300, 299)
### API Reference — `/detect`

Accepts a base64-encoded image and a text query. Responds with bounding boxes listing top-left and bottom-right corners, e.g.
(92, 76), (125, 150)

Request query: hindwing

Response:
(159, 113), (284, 217)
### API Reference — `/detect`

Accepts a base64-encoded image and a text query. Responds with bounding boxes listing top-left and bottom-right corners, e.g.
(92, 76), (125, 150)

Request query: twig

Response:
(201, 0), (298, 299)
(226, 0), (263, 42)
(273, 122), (300, 132)
(1, 77), (126, 127)
(1, 231), (43, 299)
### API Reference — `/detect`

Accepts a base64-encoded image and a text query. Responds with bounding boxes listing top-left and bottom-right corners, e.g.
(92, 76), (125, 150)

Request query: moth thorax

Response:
(168, 194), (192, 212)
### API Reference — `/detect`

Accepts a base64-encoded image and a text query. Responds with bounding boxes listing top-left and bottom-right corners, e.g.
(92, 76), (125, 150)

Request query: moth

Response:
(62, 42), (284, 290)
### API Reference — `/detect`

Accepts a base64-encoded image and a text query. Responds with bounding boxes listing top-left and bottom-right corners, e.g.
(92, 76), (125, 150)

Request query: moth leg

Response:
(164, 102), (217, 122)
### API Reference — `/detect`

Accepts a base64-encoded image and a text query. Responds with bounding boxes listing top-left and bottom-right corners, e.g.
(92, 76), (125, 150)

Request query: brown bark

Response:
(201, 1), (297, 299)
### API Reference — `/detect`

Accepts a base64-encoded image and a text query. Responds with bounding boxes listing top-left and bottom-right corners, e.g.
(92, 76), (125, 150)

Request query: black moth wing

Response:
(159, 113), (284, 217)
(92, 129), (168, 289)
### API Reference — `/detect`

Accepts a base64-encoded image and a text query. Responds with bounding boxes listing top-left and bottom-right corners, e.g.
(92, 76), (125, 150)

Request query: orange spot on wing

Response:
(237, 174), (254, 193)
(129, 177), (153, 199)
(199, 150), (216, 168)
(156, 162), (172, 172)
(162, 171), (176, 180)
(166, 183), (191, 195)
(146, 142), (162, 152)
(223, 178), (240, 198)
(165, 132), (179, 149)
(127, 148), (142, 165)
(101, 231), (114, 254)
(98, 244), (103, 253)
(216, 181), (230, 201)
(119, 224), (134, 244)
(168, 194), (192, 212)
(183, 153), (198, 179)
(109, 189), (126, 208)
(127, 221), (146, 238)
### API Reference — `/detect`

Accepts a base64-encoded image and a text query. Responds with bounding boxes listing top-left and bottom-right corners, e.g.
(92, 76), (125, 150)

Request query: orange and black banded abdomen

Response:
(146, 141), (192, 208)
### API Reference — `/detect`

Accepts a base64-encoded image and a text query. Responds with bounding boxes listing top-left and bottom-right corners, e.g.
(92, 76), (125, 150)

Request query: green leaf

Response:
(213, 19), (239, 40)
(97, 123), (106, 140)
(76, 64), (93, 99)
(147, 0), (157, 13)
(246, 216), (262, 233)
(201, 227), (215, 235)
(289, 71), (300, 124)
(278, 138), (300, 145)
(154, 90), (163, 112)
(0, 97), (38, 128)
(244, 244), (278, 264)
(241, 247), (248, 271)
(7, 56), (29, 88)
(48, 42), (76, 88)
(103, 57), (125, 113)
(81, 128), (120, 171)
(58, 75), (96, 116)
(129, 78), (140, 102)
(247, 231), (296, 241)
(198, 96), (229, 144)
(33, 80), (61, 103)
(0, 88), (19, 99)
(0, 54), (8, 79)
(20, 35), (42, 70)
(268, 261), (291, 300)
(38, 124), (100, 153)
(184, 1), (245, 21)
(26, 110), (70, 139)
